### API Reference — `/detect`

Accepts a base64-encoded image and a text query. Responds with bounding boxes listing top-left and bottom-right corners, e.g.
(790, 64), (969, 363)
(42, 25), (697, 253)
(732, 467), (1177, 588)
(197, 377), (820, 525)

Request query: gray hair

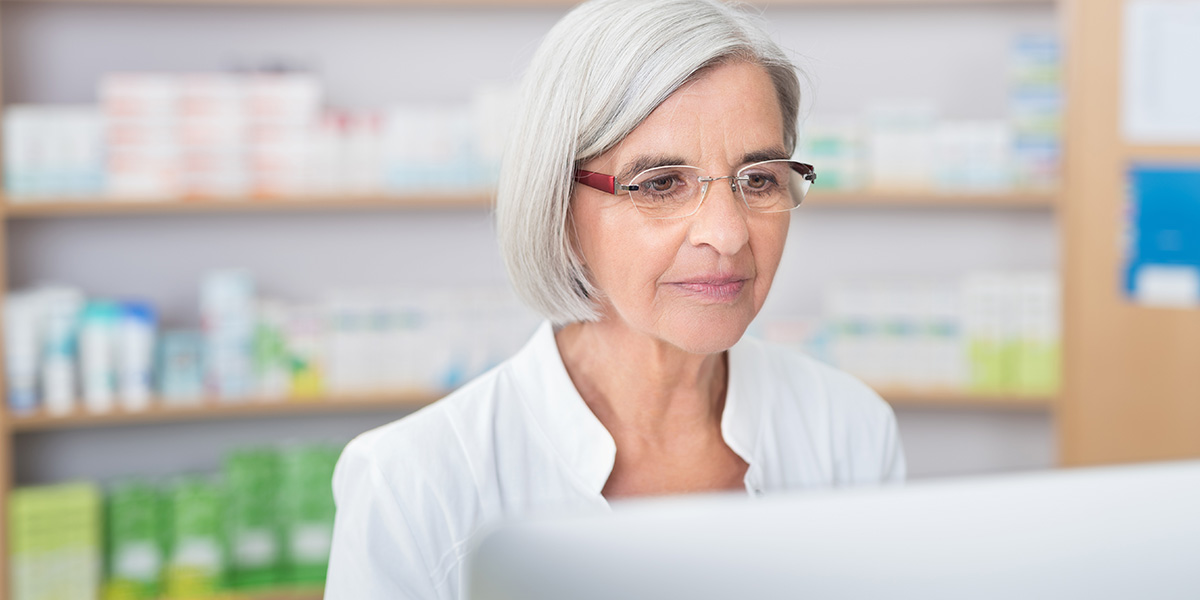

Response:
(496, 0), (801, 324)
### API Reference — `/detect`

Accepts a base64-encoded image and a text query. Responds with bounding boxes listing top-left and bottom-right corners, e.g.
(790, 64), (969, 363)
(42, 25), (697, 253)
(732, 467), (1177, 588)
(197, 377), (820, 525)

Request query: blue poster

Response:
(1125, 165), (1200, 307)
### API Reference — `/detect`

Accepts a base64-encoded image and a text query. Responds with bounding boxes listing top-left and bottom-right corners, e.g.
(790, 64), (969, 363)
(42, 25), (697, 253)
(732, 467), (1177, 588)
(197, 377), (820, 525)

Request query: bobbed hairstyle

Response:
(496, 0), (802, 324)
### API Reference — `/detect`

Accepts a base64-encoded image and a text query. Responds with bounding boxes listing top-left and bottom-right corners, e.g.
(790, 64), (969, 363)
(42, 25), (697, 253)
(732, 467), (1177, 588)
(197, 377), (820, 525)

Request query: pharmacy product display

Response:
(4, 270), (539, 417)
(759, 270), (1061, 396)
(8, 443), (341, 600)
(2, 71), (517, 201)
(798, 33), (1061, 193)
(9, 484), (103, 600)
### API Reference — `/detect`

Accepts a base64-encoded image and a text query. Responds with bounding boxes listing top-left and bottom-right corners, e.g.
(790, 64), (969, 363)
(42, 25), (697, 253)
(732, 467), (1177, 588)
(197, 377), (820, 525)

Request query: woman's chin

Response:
(660, 312), (754, 355)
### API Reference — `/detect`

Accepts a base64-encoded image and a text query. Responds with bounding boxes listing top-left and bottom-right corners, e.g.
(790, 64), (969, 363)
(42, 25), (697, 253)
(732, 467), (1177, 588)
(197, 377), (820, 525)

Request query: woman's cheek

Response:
(754, 218), (790, 307)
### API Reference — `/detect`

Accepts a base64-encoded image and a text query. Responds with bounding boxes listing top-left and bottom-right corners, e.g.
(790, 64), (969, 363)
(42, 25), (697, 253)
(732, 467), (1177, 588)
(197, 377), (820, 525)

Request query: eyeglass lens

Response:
(626, 160), (811, 219)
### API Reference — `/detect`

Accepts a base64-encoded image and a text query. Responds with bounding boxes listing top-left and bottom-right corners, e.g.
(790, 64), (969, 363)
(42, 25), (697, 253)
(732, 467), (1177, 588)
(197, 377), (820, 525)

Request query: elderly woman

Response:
(325, 0), (904, 597)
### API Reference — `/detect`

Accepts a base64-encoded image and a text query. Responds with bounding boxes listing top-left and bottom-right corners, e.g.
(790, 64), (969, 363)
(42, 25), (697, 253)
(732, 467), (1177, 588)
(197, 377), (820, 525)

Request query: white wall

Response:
(3, 1), (1060, 483)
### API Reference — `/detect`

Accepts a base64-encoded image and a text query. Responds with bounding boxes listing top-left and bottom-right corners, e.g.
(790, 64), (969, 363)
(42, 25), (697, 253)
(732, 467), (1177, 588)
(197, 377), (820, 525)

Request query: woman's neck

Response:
(555, 319), (728, 441)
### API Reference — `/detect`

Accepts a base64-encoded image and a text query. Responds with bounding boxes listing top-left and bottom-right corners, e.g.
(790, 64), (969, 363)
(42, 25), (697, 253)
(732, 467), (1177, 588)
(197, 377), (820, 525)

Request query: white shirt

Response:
(325, 321), (905, 600)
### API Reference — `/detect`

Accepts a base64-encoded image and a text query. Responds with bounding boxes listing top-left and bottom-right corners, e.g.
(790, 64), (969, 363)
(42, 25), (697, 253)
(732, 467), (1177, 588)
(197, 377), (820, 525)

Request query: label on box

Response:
(290, 523), (333, 564)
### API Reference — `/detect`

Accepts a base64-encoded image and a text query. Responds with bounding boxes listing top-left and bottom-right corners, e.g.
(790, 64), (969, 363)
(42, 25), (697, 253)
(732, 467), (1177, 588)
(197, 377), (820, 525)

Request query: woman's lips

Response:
(668, 278), (748, 302)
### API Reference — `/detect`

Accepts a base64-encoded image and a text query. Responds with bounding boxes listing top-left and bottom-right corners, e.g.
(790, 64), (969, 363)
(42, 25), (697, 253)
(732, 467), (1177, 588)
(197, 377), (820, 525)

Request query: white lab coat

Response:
(324, 321), (905, 600)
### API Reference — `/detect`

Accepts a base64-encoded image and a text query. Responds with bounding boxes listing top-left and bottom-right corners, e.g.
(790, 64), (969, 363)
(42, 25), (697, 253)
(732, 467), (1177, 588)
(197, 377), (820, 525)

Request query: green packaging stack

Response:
(8, 442), (344, 599)
(964, 272), (1061, 397)
(104, 482), (165, 600)
(224, 448), (283, 589)
(9, 483), (103, 600)
(162, 478), (225, 599)
(280, 444), (341, 584)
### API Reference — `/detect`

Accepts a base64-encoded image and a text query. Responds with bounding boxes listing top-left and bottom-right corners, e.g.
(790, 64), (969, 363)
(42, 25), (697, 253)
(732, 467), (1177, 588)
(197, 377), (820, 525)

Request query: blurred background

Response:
(3, 0), (1197, 598)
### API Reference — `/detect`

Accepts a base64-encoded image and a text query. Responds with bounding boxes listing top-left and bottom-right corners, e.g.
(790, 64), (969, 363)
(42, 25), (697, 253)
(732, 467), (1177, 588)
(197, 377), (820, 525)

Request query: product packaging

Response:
(202, 269), (257, 401)
(158, 331), (206, 405)
(280, 444), (340, 584)
(105, 482), (165, 600)
(5, 293), (43, 414)
(3, 105), (106, 200)
(40, 288), (86, 415)
(224, 448), (283, 589)
(80, 301), (121, 413)
(163, 477), (226, 598)
(10, 483), (103, 600)
(117, 302), (157, 410)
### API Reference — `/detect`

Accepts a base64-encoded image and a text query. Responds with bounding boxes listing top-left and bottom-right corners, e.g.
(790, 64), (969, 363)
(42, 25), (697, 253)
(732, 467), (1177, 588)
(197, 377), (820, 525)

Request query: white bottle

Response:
(79, 301), (119, 413)
(38, 287), (85, 415)
(201, 269), (256, 401)
(117, 302), (156, 410)
(4, 293), (41, 414)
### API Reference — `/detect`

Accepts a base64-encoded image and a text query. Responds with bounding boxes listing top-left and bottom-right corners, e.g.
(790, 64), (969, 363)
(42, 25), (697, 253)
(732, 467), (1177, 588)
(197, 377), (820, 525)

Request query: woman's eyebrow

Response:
(617, 154), (689, 182)
(616, 147), (789, 182)
(740, 148), (790, 165)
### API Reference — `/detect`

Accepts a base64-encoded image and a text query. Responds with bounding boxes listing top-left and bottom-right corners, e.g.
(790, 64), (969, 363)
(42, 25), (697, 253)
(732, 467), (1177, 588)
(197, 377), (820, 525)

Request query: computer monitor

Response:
(467, 460), (1200, 599)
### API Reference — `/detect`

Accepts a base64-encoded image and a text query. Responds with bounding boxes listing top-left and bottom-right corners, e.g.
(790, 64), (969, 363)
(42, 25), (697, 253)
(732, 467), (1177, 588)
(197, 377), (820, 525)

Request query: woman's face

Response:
(573, 60), (791, 354)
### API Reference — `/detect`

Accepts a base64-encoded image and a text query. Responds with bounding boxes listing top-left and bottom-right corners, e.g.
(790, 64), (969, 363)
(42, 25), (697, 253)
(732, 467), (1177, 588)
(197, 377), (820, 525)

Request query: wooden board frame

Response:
(1058, 0), (1200, 465)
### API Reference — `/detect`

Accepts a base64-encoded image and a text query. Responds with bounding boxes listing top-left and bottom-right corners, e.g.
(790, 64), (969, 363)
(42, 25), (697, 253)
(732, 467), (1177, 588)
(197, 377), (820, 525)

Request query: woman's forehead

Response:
(606, 63), (785, 170)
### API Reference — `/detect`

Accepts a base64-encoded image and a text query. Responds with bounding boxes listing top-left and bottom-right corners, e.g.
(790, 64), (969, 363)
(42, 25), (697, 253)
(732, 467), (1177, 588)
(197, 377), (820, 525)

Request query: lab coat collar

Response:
(508, 321), (766, 499)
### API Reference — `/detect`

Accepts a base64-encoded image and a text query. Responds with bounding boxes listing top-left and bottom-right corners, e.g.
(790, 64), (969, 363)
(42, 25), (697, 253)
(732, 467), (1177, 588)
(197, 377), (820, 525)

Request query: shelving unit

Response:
(0, 193), (495, 218)
(805, 189), (1057, 209)
(0, 188), (1057, 219)
(220, 589), (321, 600)
(7, 390), (436, 431)
(5, 385), (1052, 435)
(0, 0), (1070, 598)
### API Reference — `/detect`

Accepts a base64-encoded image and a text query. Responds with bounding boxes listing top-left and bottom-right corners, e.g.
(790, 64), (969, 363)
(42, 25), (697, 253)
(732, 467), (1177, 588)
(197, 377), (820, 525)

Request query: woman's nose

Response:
(688, 176), (750, 255)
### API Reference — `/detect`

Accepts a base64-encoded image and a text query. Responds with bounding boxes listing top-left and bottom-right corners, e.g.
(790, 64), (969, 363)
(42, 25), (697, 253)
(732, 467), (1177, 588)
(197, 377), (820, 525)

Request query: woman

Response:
(325, 0), (905, 598)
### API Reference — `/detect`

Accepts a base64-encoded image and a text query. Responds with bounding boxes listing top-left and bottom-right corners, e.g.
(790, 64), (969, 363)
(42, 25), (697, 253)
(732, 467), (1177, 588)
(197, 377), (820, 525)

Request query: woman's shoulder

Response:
(330, 363), (519, 589)
(338, 361), (512, 483)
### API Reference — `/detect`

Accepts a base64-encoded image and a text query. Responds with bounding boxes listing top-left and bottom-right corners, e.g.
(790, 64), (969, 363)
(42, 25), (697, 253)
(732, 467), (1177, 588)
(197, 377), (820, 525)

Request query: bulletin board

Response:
(1060, 0), (1200, 465)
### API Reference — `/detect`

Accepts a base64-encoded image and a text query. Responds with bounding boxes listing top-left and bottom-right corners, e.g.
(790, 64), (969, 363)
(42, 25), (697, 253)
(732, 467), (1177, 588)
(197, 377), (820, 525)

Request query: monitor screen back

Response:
(468, 460), (1200, 600)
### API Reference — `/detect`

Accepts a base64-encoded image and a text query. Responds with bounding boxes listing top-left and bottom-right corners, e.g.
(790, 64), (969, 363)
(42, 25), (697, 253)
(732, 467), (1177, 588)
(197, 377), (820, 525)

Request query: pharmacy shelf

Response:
(0, 188), (1055, 219)
(228, 588), (323, 600)
(0, 193), (492, 219)
(7, 390), (440, 432)
(803, 188), (1058, 209)
(7, 387), (1053, 433)
(879, 386), (1056, 409)
(201, 588), (322, 600)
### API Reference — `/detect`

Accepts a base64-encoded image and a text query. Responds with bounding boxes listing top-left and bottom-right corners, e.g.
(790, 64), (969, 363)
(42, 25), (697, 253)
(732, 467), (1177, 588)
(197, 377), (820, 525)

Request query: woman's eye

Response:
(744, 174), (777, 191)
(645, 176), (679, 193)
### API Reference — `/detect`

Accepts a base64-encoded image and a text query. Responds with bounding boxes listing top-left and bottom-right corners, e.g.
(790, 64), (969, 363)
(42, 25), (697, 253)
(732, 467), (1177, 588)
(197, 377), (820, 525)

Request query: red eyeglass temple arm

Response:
(574, 169), (618, 195)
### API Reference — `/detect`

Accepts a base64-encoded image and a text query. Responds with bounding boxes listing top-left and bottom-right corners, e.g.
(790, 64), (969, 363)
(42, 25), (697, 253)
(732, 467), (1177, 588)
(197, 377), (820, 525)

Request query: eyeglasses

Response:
(574, 159), (816, 219)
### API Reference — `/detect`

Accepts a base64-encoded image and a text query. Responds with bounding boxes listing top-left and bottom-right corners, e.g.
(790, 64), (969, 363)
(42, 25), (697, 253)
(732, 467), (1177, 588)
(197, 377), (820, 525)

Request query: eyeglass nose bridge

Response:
(696, 174), (747, 207)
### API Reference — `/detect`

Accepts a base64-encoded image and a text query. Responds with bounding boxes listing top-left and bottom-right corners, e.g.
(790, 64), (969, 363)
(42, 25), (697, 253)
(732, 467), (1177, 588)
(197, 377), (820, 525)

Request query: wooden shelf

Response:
(1, 188), (1055, 218)
(803, 188), (1058, 209)
(198, 587), (322, 600)
(1, 193), (492, 219)
(5, 386), (1053, 433)
(221, 588), (323, 600)
(878, 386), (1056, 409)
(8, 390), (440, 432)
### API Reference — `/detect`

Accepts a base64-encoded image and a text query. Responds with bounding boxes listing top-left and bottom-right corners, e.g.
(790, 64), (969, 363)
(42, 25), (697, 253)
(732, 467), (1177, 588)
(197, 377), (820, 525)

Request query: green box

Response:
(162, 478), (226, 600)
(224, 448), (283, 589)
(104, 481), (166, 600)
(280, 444), (341, 584)
(10, 483), (102, 600)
